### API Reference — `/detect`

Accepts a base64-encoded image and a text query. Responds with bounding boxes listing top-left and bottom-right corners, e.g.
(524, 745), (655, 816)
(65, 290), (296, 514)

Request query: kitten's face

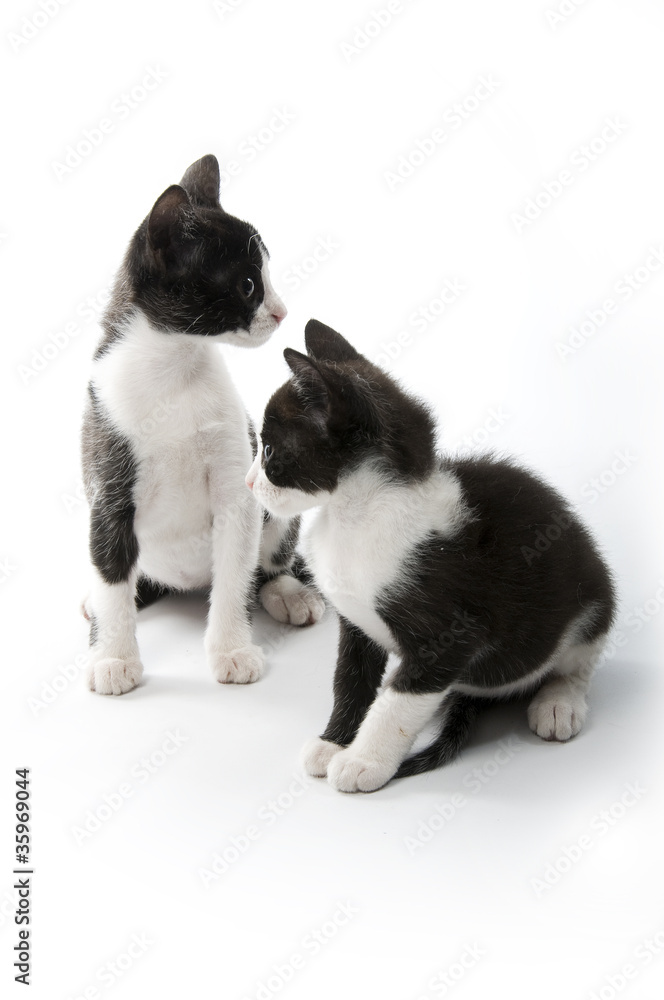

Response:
(247, 319), (438, 516)
(246, 381), (341, 517)
(131, 155), (286, 345)
(246, 320), (377, 517)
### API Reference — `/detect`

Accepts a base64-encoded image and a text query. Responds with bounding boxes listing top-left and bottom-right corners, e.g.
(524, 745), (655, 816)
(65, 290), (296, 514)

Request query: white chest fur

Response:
(90, 311), (253, 588)
(305, 464), (468, 653)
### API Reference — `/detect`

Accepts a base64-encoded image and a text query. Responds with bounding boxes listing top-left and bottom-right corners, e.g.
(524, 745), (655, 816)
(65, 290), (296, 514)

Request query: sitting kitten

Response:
(246, 319), (616, 792)
(82, 155), (323, 695)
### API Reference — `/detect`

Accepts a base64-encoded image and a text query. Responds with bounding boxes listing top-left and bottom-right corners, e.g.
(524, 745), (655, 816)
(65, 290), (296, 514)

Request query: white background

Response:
(2, 1), (664, 998)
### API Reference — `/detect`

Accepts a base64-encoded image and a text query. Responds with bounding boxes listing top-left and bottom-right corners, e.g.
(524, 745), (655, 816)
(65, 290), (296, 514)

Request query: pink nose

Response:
(245, 472), (254, 490)
(271, 303), (287, 324)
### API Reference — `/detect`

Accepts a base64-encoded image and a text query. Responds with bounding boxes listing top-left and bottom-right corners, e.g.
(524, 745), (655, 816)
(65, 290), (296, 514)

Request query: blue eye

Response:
(263, 444), (272, 461)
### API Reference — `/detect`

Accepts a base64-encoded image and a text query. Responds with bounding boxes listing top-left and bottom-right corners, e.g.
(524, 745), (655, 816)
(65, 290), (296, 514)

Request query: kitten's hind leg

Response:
(527, 635), (607, 741)
(257, 513), (325, 626)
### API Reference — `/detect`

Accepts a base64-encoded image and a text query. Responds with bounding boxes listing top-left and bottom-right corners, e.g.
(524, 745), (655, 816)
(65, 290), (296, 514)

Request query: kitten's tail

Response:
(394, 693), (488, 778)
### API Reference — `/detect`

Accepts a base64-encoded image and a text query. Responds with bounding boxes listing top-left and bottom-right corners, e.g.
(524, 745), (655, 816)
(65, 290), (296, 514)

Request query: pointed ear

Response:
(147, 185), (193, 253)
(179, 154), (221, 208)
(304, 319), (361, 363)
(283, 348), (329, 414)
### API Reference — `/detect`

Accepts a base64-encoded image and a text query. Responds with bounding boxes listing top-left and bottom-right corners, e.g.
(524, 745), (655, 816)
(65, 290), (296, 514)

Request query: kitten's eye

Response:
(241, 277), (255, 298)
(263, 444), (272, 462)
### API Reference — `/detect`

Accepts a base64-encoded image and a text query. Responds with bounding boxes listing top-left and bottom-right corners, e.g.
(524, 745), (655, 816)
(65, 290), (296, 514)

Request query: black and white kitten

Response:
(82, 155), (323, 696)
(247, 319), (616, 792)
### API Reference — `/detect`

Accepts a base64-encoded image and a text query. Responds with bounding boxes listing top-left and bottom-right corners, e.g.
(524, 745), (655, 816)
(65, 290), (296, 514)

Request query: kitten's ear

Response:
(147, 185), (194, 253)
(284, 348), (329, 414)
(304, 319), (362, 363)
(179, 154), (221, 209)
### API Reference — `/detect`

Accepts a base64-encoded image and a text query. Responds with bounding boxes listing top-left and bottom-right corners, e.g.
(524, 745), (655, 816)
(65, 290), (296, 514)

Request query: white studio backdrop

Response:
(2, 2), (663, 999)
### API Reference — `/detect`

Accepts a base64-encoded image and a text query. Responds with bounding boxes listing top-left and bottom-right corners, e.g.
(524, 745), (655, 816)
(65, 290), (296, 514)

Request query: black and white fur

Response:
(247, 319), (616, 792)
(82, 155), (323, 695)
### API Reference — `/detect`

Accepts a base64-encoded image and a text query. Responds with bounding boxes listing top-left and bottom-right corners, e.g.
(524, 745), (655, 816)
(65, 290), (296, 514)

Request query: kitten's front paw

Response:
(301, 737), (343, 777)
(88, 656), (143, 695)
(260, 576), (325, 627)
(527, 692), (586, 741)
(327, 749), (395, 793)
(211, 644), (265, 684)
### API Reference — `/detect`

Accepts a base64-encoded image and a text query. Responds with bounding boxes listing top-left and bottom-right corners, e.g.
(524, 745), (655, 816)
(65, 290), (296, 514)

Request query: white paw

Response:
(528, 693), (586, 741)
(88, 656), (143, 695)
(260, 575), (325, 627)
(301, 737), (343, 777)
(327, 749), (395, 793)
(210, 644), (265, 684)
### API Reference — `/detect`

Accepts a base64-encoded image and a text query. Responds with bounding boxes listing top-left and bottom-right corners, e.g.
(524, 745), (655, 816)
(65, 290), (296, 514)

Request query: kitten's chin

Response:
(254, 485), (327, 519)
(217, 327), (275, 349)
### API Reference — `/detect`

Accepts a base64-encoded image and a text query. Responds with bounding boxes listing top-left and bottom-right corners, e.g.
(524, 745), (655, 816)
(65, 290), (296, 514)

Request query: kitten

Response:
(247, 319), (616, 792)
(82, 155), (323, 695)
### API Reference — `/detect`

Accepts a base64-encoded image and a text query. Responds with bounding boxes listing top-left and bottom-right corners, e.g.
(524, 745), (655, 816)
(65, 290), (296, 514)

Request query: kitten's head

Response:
(246, 319), (437, 517)
(127, 154), (286, 345)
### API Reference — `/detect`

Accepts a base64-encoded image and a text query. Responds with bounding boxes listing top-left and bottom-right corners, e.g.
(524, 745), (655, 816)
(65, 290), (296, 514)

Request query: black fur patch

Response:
(135, 576), (176, 609)
(82, 385), (139, 585)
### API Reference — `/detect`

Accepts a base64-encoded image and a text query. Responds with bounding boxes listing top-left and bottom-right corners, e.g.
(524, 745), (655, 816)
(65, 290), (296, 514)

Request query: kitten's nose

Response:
(271, 300), (287, 324)
(245, 458), (258, 491)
